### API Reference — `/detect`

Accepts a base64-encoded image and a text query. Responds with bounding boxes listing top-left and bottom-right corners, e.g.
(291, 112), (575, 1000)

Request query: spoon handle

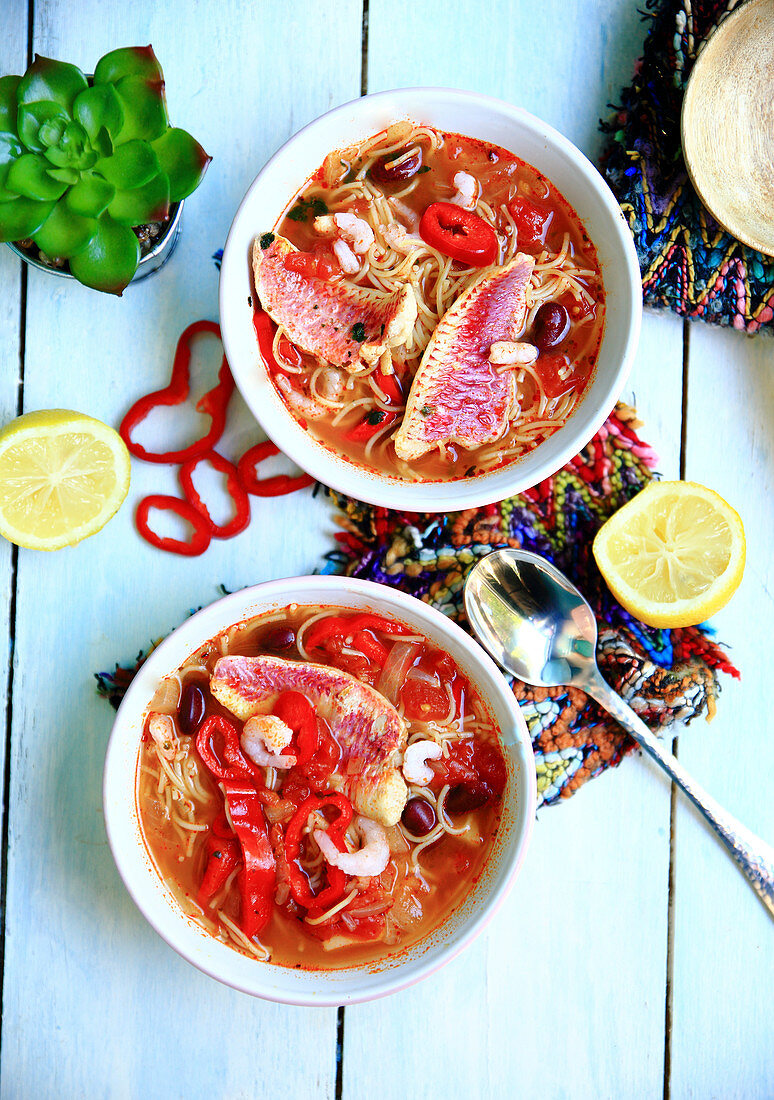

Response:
(584, 672), (774, 919)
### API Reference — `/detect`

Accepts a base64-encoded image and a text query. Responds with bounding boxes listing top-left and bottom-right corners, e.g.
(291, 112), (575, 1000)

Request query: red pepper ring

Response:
(179, 450), (251, 539)
(194, 715), (261, 782)
(119, 320), (235, 465)
(419, 201), (499, 267)
(135, 495), (212, 557)
(284, 793), (353, 911)
(237, 441), (314, 498)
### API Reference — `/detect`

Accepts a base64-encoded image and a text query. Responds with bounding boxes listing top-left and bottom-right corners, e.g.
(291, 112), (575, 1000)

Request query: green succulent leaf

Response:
(93, 46), (163, 87)
(6, 153), (69, 201)
(92, 126), (113, 160)
(38, 117), (67, 147)
(69, 213), (140, 294)
(46, 166), (80, 185)
(18, 101), (69, 152)
(66, 172), (115, 217)
(96, 139), (159, 189)
(114, 76), (168, 143)
(0, 76), (21, 136)
(32, 197), (96, 258)
(73, 84), (124, 142)
(0, 196), (56, 242)
(44, 120), (98, 171)
(108, 170), (169, 226)
(17, 56), (88, 112)
(0, 133), (23, 200)
(151, 127), (211, 202)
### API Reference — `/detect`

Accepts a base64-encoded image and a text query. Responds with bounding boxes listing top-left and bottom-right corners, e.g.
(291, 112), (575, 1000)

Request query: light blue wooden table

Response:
(0, 2), (771, 1097)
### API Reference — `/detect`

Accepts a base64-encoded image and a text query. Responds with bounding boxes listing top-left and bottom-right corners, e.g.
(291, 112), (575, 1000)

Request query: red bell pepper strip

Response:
(284, 793), (353, 912)
(119, 320), (235, 465)
(344, 408), (398, 443)
(195, 715), (260, 782)
(273, 692), (319, 767)
(179, 450), (251, 539)
(346, 613), (413, 637)
(135, 495), (212, 557)
(372, 368), (403, 405)
(236, 441), (314, 497)
(353, 629), (390, 667)
(303, 615), (348, 653)
(197, 832), (240, 905)
(223, 780), (276, 937)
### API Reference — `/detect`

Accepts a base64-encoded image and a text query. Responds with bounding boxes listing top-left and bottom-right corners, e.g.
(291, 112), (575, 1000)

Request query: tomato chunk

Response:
(507, 196), (554, 251)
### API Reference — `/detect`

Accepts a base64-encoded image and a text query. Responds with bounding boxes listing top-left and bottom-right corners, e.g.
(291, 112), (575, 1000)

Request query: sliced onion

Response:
(406, 665), (440, 687)
(376, 641), (422, 704)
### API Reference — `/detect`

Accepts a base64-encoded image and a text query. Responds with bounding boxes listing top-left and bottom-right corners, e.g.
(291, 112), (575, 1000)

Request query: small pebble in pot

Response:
(532, 302), (571, 351)
(370, 147), (423, 184)
(263, 626), (296, 652)
(177, 682), (206, 736)
(401, 797), (437, 836)
(445, 783), (489, 815)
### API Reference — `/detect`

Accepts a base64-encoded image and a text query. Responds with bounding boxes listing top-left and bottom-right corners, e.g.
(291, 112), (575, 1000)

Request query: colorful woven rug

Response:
(97, 405), (739, 810)
(601, 0), (774, 333)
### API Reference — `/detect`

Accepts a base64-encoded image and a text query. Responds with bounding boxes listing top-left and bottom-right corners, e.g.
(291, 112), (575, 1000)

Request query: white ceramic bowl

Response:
(103, 576), (536, 1005)
(219, 87), (642, 512)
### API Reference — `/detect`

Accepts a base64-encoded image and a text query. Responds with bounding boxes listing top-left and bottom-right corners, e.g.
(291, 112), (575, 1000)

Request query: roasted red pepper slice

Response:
(284, 793), (353, 912)
(273, 692), (319, 767)
(195, 715), (260, 782)
(419, 201), (499, 266)
(135, 495), (212, 557)
(119, 320), (235, 465)
(506, 196), (554, 251)
(223, 780), (276, 937)
(372, 368), (403, 405)
(346, 613), (413, 637)
(344, 409), (398, 443)
(353, 629), (389, 667)
(198, 832), (240, 905)
(179, 450), (251, 539)
(236, 441), (314, 497)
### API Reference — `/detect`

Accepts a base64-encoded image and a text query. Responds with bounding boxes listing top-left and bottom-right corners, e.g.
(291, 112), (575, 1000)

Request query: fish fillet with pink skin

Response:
(395, 253), (535, 460)
(251, 235), (417, 370)
(210, 655), (409, 826)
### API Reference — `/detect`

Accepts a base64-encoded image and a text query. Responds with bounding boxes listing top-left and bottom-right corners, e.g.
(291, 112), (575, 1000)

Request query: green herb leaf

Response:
(93, 46), (163, 87)
(73, 84), (124, 142)
(351, 322), (366, 342)
(114, 76), (168, 143)
(17, 56), (88, 112)
(0, 196), (55, 242)
(287, 196), (328, 222)
(366, 409), (386, 425)
(32, 197), (96, 258)
(420, 405), (434, 416)
(259, 232), (275, 250)
(6, 152), (69, 201)
(97, 139), (160, 189)
(108, 171), (169, 226)
(417, 165), (431, 174)
(69, 212), (140, 294)
(0, 76), (21, 136)
(151, 127), (211, 203)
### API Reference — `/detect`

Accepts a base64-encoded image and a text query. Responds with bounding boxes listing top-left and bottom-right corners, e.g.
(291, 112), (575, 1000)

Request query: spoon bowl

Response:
(465, 548), (774, 918)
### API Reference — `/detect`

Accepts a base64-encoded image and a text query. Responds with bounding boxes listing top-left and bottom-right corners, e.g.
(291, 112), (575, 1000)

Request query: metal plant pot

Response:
(6, 200), (184, 287)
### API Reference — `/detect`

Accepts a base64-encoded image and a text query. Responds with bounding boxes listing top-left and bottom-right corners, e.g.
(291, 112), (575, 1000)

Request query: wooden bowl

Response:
(682, 0), (774, 257)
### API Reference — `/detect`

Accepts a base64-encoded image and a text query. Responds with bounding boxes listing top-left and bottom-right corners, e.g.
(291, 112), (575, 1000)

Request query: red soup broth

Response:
(253, 124), (604, 483)
(137, 604), (508, 969)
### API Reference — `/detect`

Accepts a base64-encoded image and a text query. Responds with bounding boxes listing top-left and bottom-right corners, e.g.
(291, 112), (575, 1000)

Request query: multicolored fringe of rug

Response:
(601, 0), (774, 333)
(321, 404), (739, 808)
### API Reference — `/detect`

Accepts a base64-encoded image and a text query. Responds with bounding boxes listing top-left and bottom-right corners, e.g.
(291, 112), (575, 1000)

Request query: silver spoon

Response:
(464, 547), (774, 918)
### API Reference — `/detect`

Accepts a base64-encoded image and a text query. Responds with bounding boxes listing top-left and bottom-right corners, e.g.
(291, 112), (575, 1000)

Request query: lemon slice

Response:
(593, 480), (745, 627)
(0, 409), (131, 551)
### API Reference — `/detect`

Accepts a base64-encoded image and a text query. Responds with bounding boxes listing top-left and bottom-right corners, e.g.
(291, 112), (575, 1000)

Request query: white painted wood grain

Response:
(0, 2), (361, 1096)
(669, 323), (774, 1100)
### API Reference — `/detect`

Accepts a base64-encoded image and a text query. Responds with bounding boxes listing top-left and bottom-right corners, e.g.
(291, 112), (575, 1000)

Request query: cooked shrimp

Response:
(333, 238), (360, 274)
(382, 222), (424, 254)
(315, 212), (375, 254)
(313, 815), (390, 877)
(488, 340), (539, 366)
(401, 740), (443, 786)
(450, 171), (478, 210)
(317, 366), (346, 401)
(275, 374), (329, 420)
(241, 715), (297, 769)
(148, 713), (178, 762)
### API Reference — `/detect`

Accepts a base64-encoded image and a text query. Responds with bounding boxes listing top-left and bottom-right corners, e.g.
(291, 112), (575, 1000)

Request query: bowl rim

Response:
(103, 575), (537, 1005)
(219, 85), (642, 513)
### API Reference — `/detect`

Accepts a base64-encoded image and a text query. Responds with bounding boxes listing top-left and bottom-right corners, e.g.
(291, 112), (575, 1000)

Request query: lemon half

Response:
(593, 480), (745, 627)
(0, 409), (131, 551)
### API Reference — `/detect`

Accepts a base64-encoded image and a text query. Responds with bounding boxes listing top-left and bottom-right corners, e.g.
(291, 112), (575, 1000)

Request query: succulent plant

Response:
(0, 47), (211, 294)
